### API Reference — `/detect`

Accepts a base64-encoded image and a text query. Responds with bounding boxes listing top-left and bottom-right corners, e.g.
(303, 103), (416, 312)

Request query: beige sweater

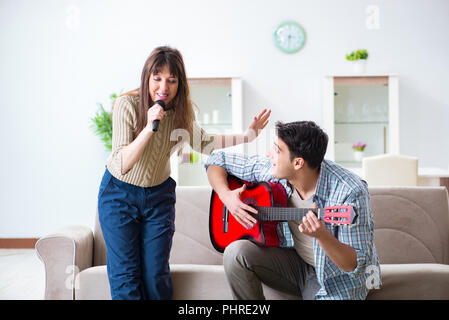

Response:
(106, 95), (216, 187)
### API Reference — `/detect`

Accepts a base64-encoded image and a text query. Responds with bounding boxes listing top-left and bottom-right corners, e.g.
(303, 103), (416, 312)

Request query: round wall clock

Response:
(273, 21), (306, 53)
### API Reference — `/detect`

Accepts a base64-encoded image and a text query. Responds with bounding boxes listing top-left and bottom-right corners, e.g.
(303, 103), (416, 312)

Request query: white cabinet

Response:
(323, 75), (399, 168)
(170, 77), (243, 186)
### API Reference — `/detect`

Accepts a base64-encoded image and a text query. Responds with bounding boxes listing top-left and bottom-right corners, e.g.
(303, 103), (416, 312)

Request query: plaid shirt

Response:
(205, 151), (381, 300)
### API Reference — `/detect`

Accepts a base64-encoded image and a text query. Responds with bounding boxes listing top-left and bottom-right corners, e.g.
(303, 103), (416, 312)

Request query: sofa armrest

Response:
(367, 263), (449, 300)
(35, 225), (93, 300)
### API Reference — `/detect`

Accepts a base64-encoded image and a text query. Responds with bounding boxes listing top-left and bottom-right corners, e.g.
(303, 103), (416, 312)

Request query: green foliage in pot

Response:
(90, 93), (117, 151)
(346, 49), (368, 61)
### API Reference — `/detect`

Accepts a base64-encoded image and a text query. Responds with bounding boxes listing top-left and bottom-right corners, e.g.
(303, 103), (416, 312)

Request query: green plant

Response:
(90, 93), (117, 151)
(346, 49), (368, 61)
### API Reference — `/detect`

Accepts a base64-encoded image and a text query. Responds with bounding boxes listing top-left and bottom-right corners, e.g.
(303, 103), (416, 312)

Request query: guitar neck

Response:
(254, 206), (319, 221)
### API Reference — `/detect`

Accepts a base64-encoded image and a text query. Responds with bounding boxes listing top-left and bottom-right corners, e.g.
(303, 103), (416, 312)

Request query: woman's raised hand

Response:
(245, 108), (271, 142)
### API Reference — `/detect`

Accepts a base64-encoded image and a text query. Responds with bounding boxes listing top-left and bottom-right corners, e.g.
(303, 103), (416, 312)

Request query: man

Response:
(205, 121), (380, 300)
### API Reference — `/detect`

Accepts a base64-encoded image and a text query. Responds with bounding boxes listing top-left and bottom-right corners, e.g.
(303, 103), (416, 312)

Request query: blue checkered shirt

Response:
(205, 151), (381, 300)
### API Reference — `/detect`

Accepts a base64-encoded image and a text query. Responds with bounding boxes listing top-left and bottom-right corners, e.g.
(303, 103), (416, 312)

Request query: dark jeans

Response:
(98, 169), (176, 300)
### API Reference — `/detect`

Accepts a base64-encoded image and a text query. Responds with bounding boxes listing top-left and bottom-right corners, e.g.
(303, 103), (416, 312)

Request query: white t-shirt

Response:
(287, 188), (315, 266)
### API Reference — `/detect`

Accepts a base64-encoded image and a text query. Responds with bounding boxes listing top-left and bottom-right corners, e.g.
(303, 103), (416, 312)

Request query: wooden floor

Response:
(0, 249), (45, 300)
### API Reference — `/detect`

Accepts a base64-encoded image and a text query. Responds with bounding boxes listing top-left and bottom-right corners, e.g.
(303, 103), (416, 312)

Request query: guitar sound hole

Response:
(243, 198), (258, 207)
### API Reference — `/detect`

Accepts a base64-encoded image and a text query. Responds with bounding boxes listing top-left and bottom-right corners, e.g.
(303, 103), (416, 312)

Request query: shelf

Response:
(336, 160), (363, 169)
(323, 75), (399, 162)
(179, 161), (206, 166)
(172, 77), (243, 186)
(198, 123), (232, 127)
(335, 121), (388, 125)
(337, 160), (362, 164)
(189, 78), (232, 86)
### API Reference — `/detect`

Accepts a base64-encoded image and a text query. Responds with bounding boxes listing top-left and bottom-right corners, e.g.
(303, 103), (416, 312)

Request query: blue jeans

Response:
(97, 168), (176, 300)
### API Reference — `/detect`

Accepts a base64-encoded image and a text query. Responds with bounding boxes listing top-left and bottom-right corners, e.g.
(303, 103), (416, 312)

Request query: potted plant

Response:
(352, 141), (366, 161)
(90, 93), (117, 151)
(346, 49), (368, 74)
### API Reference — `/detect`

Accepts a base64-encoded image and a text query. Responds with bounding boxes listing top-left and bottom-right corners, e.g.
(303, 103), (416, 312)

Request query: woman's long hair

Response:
(122, 46), (195, 136)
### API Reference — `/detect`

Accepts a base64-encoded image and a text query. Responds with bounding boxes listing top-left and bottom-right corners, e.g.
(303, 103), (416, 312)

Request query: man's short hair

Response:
(275, 121), (329, 169)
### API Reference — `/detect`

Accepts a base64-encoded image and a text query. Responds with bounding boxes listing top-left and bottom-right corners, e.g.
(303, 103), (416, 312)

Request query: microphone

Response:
(152, 100), (166, 132)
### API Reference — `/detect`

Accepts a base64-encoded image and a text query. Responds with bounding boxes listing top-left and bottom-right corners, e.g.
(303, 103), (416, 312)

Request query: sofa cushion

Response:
(171, 264), (232, 299)
(76, 266), (111, 300)
(369, 187), (449, 264)
(169, 187), (223, 265)
(367, 264), (449, 300)
(172, 264), (301, 300)
(94, 186), (449, 266)
(75, 264), (302, 300)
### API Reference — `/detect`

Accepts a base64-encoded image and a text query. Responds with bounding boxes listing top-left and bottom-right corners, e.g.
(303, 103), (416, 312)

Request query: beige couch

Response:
(35, 186), (449, 300)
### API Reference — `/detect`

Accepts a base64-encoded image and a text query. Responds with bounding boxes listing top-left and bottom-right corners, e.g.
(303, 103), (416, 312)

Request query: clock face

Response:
(273, 21), (306, 53)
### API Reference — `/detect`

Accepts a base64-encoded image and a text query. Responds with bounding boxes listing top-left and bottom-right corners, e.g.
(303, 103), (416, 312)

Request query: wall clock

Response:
(273, 21), (306, 53)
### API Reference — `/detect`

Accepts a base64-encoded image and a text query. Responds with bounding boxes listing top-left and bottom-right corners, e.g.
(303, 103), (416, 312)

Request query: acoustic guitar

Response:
(209, 176), (356, 253)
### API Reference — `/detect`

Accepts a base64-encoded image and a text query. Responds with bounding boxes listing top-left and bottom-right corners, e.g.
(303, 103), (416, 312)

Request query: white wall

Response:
(1, 0), (448, 237)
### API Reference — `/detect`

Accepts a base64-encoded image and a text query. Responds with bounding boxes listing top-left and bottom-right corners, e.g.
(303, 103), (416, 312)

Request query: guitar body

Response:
(209, 176), (288, 253)
(209, 176), (355, 253)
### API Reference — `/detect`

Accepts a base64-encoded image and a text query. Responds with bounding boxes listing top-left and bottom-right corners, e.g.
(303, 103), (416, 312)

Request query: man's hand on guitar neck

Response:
(300, 207), (357, 273)
(207, 165), (258, 229)
(299, 206), (328, 239)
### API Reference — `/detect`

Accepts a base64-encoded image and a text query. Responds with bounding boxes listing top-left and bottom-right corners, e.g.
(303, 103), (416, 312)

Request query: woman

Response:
(97, 46), (270, 300)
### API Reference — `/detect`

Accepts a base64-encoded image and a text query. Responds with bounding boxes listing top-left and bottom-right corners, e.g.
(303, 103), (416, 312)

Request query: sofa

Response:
(35, 186), (449, 300)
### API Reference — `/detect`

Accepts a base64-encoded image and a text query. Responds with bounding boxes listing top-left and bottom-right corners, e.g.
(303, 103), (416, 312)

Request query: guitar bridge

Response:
(223, 206), (229, 233)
